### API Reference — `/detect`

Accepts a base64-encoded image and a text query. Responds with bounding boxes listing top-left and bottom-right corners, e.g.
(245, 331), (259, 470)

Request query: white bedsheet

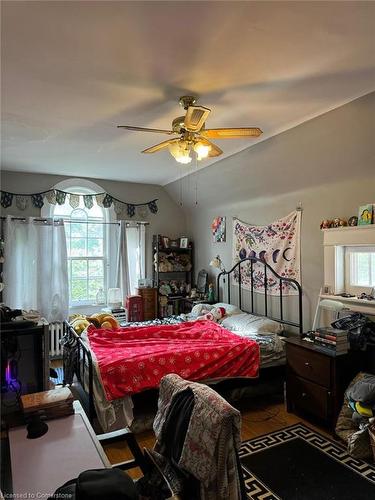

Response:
(80, 331), (134, 432)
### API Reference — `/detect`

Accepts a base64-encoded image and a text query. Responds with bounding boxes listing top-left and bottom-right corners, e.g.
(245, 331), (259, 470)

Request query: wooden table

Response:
(8, 401), (110, 496)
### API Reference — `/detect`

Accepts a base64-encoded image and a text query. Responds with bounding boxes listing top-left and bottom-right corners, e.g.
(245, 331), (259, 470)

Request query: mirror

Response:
(196, 269), (208, 295)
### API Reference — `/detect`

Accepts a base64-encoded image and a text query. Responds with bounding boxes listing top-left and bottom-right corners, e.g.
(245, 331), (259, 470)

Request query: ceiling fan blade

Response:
(184, 106), (211, 132)
(117, 125), (175, 135)
(142, 138), (180, 154)
(197, 137), (223, 157)
(201, 127), (263, 139)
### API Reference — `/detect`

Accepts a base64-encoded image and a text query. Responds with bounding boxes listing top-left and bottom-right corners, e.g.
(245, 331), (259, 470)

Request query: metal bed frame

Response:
(64, 257), (303, 425)
(217, 256), (303, 335)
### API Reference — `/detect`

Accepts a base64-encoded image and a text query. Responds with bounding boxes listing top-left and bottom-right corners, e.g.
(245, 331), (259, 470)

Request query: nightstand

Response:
(285, 337), (362, 429)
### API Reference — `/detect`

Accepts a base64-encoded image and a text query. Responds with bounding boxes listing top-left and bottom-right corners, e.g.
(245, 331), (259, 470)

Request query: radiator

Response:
(49, 322), (66, 358)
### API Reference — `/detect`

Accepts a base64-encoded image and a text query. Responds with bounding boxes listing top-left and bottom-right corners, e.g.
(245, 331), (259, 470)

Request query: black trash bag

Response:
(331, 313), (375, 350)
(48, 468), (139, 500)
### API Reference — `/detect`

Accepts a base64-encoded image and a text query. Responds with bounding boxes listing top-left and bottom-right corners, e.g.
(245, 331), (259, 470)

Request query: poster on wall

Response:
(232, 211), (301, 295)
(212, 216), (226, 242)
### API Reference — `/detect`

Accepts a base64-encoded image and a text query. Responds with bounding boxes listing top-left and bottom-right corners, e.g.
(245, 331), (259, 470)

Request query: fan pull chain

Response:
(179, 163), (183, 207)
(194, 156), (198, 206)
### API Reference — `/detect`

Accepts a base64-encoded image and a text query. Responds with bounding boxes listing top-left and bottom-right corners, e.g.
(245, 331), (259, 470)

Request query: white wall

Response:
(165, 92), (375, 330)
(0, 171), (188, 280)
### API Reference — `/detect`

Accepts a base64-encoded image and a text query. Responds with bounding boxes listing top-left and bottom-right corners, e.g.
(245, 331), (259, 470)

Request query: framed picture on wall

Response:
(162, 236), (170, 248)
(358, 204), (373, 225)
(180, 237), (188, 249)
(212, 216), (226, 242)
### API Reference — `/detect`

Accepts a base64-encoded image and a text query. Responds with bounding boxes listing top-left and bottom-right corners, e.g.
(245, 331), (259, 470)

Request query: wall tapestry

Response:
(0, 189), (158, 217)
(212, 216), (226, 242)
(232, 211), (301, 295)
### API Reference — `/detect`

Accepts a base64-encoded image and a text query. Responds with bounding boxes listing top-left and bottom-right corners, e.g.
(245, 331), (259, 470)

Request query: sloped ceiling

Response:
(1, 1), (375, 185)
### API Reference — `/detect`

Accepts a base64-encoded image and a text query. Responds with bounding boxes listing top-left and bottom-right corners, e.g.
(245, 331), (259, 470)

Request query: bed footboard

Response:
(63, 321), (95, 422)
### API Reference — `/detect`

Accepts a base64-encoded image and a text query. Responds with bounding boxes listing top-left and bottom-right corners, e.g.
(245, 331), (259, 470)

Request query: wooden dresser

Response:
(135, 287), (158, 320)
(285, 337), (361, 429)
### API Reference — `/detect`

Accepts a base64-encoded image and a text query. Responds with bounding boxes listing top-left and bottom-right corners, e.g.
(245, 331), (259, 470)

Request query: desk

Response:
(8, 401), (110, 496)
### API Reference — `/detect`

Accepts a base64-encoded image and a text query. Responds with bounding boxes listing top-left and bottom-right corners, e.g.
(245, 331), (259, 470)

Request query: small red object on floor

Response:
(126, 295), (144, 322)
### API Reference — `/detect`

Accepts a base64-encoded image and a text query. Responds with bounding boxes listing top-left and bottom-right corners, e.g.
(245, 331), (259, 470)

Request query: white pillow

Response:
(213, 303), (242, 316)
(221, 312), (283, 335)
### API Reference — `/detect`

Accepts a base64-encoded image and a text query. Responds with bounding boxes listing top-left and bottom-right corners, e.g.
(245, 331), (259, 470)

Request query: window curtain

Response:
(108, 222), (146, 297)
(3, 216), (69, 322)
(115, 220), (131, 298)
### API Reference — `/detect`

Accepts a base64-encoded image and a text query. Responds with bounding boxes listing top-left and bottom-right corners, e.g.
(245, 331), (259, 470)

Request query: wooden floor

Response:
(102, 395), (330, 479)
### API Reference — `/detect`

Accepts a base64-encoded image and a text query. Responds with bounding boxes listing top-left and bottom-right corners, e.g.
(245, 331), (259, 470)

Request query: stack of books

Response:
(311, 327), (349, 355)
(21, 386), (74, 420)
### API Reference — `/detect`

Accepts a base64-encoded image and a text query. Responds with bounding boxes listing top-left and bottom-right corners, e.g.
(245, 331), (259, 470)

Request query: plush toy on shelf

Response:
(208, 283), (215, 302)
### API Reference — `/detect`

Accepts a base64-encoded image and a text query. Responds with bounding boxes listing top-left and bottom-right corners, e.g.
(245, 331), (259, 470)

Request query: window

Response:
(42, 178), (146, 309)
(52, 190), (108, 306)
(345, 246), (375, 293)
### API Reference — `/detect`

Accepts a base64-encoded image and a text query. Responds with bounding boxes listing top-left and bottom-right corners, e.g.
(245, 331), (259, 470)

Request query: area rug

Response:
(240, 423), (375, 500)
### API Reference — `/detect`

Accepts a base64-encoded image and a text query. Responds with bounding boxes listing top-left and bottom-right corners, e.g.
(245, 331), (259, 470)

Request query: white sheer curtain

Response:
(3, 216), (69, 322)
(126, 223), (146, 294)
(115, 220), (131, 298)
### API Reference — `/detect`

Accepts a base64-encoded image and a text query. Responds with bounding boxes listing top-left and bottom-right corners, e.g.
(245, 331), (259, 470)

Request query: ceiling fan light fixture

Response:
(168, 140), (192, 164)
(193, 141), (211, 160)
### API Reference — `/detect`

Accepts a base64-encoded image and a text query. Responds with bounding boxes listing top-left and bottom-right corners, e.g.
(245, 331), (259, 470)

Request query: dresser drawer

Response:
(287, 375), (331, 421)
(286, 344), (331, 387)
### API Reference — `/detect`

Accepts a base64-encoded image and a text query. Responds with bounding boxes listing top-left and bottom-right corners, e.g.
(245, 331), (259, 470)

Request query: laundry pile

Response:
(346, 373), (375, 423)
(336, 372), (375, 460)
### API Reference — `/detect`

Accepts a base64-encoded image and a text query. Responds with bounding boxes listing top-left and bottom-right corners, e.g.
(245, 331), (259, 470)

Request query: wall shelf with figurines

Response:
(320, 203), (375, 230)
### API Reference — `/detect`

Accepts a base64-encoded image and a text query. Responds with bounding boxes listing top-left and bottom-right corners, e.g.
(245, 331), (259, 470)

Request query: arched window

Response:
(42, 179), (114, 308)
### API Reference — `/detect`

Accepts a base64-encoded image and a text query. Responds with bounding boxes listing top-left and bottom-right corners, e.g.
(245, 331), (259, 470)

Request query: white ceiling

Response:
(2, 1), (375, 186)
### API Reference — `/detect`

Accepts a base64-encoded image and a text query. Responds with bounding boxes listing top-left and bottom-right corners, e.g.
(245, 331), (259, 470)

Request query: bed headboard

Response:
(217, 257), (303, 334)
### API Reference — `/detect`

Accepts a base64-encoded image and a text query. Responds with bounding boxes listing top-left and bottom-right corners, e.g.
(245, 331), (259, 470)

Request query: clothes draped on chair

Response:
(152, 374), (246, 500)
(3, 216), (69, 322)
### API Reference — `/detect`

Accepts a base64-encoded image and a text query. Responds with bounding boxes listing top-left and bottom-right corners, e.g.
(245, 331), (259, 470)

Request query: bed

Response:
(64, 256), (302, 432)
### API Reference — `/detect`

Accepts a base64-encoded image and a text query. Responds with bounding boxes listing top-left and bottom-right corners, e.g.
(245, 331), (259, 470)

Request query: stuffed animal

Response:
(333, 217), (347, 228)
(320, 219), (332, 230)
(348, 216), (358, 227)
(195, 306), (226, 322)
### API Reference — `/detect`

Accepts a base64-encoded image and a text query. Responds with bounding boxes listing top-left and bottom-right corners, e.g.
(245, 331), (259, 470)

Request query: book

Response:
(358, 204), (373, 225)
(312, 335), (348, 346)
(313, 344), (346, 356)
(313, 331), (347, 341)
(314, 339), (348, 353)
(316, 327), (348, 337)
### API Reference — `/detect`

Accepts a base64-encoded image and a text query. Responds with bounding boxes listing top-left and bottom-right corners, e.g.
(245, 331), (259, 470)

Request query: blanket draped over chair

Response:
(153, 374), (245, 500)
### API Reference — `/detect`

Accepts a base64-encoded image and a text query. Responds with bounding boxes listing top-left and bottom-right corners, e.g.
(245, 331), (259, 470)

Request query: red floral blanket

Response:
(87, 320), (260, 401)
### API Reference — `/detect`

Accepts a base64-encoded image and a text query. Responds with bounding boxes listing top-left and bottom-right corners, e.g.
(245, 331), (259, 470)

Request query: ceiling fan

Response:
(117, 96), (263, 164)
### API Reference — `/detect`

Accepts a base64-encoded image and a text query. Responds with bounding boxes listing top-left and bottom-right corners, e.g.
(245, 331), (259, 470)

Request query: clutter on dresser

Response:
(21, 386), (74, 421)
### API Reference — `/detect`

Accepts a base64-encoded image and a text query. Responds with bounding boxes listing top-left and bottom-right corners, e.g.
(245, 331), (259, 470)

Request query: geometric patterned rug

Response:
(240, 423), (375, 500)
